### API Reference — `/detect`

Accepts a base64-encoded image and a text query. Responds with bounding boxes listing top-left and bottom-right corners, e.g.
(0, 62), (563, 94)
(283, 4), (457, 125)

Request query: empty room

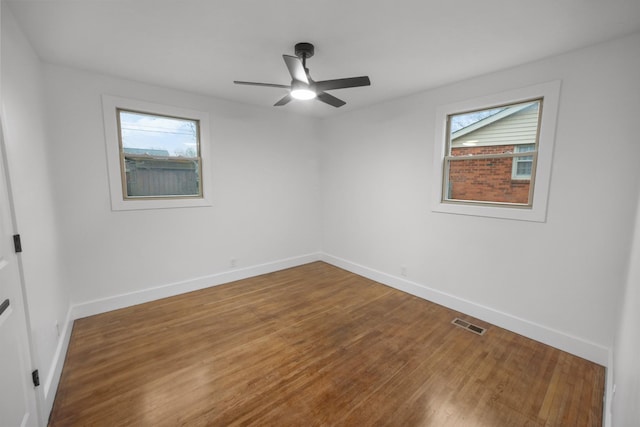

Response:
(1, 1), (639, 426)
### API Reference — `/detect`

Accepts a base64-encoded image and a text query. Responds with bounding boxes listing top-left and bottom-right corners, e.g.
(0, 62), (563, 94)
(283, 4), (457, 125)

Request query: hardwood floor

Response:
(49, 262), (604, 426)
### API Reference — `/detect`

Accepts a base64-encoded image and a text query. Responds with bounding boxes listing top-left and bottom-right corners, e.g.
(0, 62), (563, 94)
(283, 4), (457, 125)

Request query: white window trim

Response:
(102, 95), (213, 211)
(432, 81), (561, 222)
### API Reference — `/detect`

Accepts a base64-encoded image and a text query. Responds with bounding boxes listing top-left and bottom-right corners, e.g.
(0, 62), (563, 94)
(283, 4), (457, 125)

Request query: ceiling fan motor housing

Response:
(295, 42), (315, 59)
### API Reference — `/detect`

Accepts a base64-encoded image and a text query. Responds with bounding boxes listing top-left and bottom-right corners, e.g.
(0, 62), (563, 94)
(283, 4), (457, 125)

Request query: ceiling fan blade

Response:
(283, 55), (309, 84)
(317, 92), (346, 108)
(234, 81), (290, 89)
(315, 76), (371, 92)
(274, 94), (293, 106)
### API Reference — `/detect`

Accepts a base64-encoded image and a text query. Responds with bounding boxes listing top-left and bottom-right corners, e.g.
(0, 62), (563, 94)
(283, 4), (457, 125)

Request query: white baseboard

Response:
(43, 252), (609, 423)
(603, 350), (614, 427)
(42, 304), (73, 418)
(20, 413), (30, 427)
(71, 253), (321, 320)
(40, 253), (321, 424)
(321, 253), (610, 366)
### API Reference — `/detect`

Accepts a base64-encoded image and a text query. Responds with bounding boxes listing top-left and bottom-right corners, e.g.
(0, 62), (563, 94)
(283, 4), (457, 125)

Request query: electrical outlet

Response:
(401, 266), (407, 277)
(55, 322), (61, 337)
(230, 258), (237, 268)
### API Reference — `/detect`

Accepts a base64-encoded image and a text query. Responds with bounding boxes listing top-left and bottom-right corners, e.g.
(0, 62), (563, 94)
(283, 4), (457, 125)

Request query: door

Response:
(0, 117), (40, 426)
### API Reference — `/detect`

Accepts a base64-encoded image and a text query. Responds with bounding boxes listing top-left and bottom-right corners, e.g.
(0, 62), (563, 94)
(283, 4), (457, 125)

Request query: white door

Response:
(0, 117), (40, 426)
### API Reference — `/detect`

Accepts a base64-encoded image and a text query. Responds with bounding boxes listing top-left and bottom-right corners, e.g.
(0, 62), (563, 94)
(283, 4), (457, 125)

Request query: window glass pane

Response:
(515, 144), (536, 153)
(449, 107), (505, 134)
(118, 110), (201, 198)
(444, 99), (541, 206)
(447, 158), (531, 204)
(516, 160), (532, 176)
(119, 110), (199, 158)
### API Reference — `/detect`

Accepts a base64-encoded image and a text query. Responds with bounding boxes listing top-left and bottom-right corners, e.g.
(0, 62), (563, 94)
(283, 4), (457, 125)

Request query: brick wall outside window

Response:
(449, 145), (530, 204)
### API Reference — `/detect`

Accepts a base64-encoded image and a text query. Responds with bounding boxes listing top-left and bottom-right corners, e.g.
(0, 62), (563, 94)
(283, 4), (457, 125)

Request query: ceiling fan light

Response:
(291, 88), (316, 100)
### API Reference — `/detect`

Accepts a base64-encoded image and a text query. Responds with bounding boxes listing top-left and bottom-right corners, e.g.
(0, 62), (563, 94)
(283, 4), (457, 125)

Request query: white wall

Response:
(320, 32), (640, 362)
(3, 5), (321, 418)
(43, 64), (321, 306)
(1, 5), (70, 413)
(612, 194), (640, 425)
(5, 2), (640, 422)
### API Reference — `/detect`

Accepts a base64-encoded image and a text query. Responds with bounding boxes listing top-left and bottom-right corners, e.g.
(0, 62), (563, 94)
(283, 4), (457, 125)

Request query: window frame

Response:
(102, 95), (213, 211)
(444, 99), (542, 208)
(117, 108), (203, 200)
(432, 81), (561, 222)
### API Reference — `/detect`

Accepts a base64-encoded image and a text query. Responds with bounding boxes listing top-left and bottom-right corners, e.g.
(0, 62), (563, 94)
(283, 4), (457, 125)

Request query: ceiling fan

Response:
(234, 42), (371, 108)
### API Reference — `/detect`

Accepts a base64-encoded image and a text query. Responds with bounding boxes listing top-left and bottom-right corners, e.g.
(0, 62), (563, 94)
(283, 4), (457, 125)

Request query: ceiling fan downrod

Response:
(294, 42), (314, 70)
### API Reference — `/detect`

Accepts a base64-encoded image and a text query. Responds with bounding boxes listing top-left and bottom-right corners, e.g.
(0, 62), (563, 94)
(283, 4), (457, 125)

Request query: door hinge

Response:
(13, 234), (22, 253)
(32, 369), (40, 387)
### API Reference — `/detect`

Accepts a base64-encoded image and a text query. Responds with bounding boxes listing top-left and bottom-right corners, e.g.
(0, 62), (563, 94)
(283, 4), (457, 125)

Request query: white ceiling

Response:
(6, 0), (640, 117)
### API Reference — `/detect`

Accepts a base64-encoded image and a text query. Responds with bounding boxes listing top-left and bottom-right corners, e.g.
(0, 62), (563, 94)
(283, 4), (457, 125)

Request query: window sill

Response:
(432, 200), (542, 222)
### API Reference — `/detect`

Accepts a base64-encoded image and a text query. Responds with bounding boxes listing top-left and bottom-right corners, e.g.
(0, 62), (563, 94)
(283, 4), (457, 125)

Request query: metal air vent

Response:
(452, 317), (486, 335)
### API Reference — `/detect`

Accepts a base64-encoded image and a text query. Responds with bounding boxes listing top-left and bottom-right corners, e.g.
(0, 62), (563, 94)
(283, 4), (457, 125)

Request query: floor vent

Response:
(452, 318), (486, 335)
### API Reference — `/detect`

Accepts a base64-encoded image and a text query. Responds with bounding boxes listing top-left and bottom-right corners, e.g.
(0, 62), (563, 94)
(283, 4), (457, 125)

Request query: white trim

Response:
(71, 253), (321, 319)
(40, 253), (321, 422)
(603, 350), (614, 427)
(101, 95), (213, 211)
(432, 81), (561, 222)
(20, 413), (30, 427)
(42, 252), (609, 424)
(42, 305), (73, 416)
(1, 109), (44, 426)
(321, 253), (609, 366)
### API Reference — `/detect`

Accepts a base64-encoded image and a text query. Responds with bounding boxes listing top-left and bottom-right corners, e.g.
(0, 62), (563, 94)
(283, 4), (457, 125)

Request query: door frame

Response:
(0, 109), (44, 426)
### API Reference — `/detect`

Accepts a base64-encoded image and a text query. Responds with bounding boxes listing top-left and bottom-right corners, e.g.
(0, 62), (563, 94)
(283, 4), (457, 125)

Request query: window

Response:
(512, 144), (536, 180)
(444, 99), (541, 206)
(432, 81), (561, 222)
(103, 96), (212, 210)
(118, 110), (202, 199)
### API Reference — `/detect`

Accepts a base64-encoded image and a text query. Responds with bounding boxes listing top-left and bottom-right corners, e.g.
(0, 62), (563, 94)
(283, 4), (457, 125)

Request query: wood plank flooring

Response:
(49, 262), (605, 426)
